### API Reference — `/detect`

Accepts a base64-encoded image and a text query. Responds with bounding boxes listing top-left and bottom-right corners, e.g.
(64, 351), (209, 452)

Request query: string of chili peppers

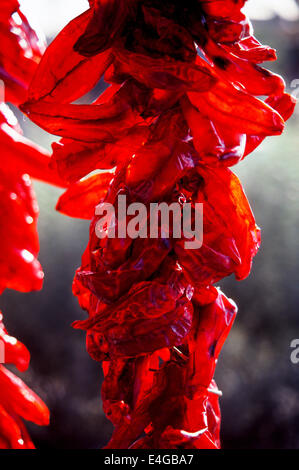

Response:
(22, 0), (296, 449)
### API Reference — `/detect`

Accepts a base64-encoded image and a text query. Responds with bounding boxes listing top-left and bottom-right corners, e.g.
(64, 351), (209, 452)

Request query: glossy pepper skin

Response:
(22, 0), (295, 449)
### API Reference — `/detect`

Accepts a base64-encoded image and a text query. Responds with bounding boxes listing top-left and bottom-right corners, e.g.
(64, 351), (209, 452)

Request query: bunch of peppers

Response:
(0, 0), (65, 448)
(1, 0), (296, 449)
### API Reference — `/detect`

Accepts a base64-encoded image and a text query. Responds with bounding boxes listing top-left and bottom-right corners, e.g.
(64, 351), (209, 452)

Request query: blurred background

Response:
(1, 0), (299, 449)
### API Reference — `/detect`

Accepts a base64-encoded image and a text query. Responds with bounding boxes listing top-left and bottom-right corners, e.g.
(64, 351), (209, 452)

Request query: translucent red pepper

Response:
(0, 0), (46, 106)
(0, 313), (49, 449)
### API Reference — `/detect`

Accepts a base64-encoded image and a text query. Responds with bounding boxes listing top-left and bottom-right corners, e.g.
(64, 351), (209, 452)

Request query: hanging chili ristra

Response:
(21, 0), (296, 449)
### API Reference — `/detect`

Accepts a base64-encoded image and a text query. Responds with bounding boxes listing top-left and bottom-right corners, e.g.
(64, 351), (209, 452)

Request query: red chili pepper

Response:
(0, 0), (46, 105)
(0, 312), (49, 448)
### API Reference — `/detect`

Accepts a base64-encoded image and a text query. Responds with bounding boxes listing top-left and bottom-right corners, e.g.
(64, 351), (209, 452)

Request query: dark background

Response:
(1, 1), (299, 449)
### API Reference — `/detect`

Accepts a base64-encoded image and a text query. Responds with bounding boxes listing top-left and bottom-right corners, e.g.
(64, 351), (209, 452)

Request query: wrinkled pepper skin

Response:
(23, 0), (296, 449)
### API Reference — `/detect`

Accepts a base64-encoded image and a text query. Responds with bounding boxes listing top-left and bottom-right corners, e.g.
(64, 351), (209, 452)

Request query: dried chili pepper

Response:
(0, 313), (49, 449)
(0, 0), (46, 106)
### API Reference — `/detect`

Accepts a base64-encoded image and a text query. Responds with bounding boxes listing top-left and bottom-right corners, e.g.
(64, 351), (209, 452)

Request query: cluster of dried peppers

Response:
(0, 1), (64, 448)
(22, 0), (296, 449)
(1, 0), (296, 449)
